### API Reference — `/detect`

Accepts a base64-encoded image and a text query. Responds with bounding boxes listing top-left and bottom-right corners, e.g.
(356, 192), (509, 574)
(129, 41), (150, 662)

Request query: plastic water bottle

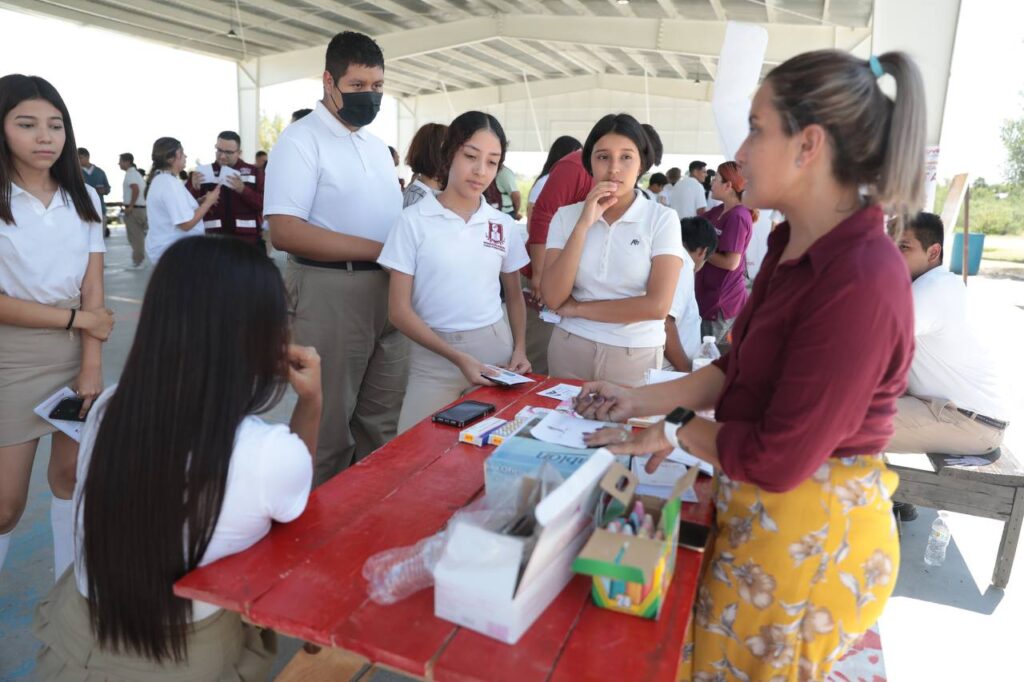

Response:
(691, 336), (721, 372)
(362, 535), (446, 604)
(924, 515), (951, 567)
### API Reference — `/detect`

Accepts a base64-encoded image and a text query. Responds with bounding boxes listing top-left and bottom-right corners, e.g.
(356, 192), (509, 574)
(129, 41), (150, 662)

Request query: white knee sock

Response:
(0, 529), (11, 573)
(50, 496), (74, 581)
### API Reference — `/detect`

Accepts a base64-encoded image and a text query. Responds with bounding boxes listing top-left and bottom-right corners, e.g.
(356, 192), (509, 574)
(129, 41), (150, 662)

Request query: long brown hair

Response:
(145, 137), (182, 198)
(0, 74), (100, 225)
(765, 50), (926, 220)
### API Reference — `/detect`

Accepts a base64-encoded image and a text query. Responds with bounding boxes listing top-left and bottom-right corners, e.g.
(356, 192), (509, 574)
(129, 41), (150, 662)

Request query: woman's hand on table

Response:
(573, 380), (635, 422)
(584, 420), (675, 474)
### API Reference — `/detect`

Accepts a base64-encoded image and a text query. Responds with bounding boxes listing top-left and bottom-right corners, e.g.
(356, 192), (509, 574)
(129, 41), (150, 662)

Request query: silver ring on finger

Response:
(619, 430), (629, 443)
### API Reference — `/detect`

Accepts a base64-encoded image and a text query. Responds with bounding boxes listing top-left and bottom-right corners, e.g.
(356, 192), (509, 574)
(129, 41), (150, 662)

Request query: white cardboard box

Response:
(433, 449), (615, 644)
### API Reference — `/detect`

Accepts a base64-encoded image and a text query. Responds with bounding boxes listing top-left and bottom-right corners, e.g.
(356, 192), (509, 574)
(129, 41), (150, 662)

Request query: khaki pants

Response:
(286, 261), (409, 485)
(398, 321), (514, 433)
(547, 328), (662, 387)
(886, 395), (1005, 455)
(125, 207), (148, 265)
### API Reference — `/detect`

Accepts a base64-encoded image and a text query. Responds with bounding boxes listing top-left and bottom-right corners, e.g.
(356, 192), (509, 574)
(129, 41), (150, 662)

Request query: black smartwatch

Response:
(663, 407), (697, 448)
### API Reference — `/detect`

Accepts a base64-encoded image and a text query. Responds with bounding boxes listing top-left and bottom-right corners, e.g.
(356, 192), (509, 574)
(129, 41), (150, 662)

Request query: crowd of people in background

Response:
(2, 25), (1010, 682)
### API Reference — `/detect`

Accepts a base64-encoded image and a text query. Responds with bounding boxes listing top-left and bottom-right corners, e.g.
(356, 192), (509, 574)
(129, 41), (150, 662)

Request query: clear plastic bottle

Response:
(362, 535), (446, 604)
(691, 336), (721, 372)
(924, 515), (951, 567)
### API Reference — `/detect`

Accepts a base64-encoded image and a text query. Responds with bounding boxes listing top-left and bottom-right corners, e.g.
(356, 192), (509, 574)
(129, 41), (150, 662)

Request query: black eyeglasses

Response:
(214, 147), (239, 155)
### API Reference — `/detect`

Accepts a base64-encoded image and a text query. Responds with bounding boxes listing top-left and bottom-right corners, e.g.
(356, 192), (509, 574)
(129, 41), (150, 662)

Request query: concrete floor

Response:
(2, 227), (1023, 681)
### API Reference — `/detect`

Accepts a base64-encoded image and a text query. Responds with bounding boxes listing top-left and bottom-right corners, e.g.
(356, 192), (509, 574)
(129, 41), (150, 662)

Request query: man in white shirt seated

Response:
(665, 216), (718, 371)
(669, 160), (708, 220)
(890, 212), (1011, 519)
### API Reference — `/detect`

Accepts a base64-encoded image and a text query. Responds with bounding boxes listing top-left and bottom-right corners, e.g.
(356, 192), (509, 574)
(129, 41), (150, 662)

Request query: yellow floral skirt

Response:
(678, 455), (899, 682)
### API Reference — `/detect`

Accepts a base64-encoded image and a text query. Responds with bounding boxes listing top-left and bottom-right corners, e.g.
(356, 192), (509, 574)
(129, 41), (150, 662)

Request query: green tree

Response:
(258, 113), (285, 153)
(1001, 115), (1024, 185)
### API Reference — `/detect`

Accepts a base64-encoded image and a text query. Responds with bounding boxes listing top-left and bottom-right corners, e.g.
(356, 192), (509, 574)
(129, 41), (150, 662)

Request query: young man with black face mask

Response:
(264, 31), (407, 485)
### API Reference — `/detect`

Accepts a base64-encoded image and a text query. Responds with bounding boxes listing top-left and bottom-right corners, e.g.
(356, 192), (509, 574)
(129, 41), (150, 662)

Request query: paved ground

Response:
(1, 228), (1022, 680)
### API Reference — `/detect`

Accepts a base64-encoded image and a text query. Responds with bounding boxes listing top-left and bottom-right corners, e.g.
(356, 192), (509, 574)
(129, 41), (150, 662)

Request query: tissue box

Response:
(433, 450), (616, 644)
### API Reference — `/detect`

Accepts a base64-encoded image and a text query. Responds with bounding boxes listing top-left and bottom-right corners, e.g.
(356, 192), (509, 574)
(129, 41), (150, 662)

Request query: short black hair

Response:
(119, 152), (134, 164)
(681, 216), (718, 254)
(325, 31), (385, 82)
(641, 123), (663, 167)
(908, 211), (944, 264)
(649, 172), (668, 187)
(581, 113), (656, 177)
(77, 147), (89, 157)
(688, 160), (707, 174)
(291, 108), (312, 122)
(255, 150), (268, 159)
(217, 131), (241, 145)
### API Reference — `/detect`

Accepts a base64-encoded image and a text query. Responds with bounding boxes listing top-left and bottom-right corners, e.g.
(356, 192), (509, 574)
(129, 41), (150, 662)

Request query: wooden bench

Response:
(885, 447), (1024, 588)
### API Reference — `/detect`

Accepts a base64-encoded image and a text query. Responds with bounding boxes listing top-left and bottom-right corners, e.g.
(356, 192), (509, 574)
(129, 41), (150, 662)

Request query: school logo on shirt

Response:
(484, 221), (506, 253)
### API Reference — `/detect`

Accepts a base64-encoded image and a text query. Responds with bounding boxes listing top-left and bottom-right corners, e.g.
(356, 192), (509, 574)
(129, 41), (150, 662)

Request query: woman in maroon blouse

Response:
(578, 49), (924, 681)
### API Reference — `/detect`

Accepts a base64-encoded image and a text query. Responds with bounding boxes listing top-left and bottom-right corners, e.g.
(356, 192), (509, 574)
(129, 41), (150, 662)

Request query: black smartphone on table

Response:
(49, 397), (86, 422)
(431, 400), (496, 428)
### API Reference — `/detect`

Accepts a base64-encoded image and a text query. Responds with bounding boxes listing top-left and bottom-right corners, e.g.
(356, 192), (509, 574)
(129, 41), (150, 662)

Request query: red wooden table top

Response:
(175, 377), (714, 681)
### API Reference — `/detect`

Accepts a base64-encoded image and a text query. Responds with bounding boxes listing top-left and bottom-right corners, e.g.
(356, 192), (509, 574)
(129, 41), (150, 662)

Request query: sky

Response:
(1, 2), (1022, 202)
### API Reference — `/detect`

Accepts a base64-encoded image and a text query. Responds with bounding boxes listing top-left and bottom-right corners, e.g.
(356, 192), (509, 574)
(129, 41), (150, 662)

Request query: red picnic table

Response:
(175, 376), (714, 681)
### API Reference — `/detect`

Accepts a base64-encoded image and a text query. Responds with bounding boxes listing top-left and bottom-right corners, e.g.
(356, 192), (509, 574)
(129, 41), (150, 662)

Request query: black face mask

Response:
(334, 90), (382, 128)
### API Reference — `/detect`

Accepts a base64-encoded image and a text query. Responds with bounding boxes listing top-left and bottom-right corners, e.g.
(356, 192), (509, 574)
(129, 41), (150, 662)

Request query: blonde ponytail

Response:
(874, 52), (927, 219)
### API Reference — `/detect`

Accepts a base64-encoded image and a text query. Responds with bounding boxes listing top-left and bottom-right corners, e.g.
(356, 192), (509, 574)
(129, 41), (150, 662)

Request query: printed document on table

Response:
(531, 411), (619, 450)
(33, 387), (83, 443)
(538, 383), (581, 401)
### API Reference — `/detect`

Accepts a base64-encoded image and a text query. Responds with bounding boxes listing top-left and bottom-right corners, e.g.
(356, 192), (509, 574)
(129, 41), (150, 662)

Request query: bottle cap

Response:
(702, 336), (717, 343)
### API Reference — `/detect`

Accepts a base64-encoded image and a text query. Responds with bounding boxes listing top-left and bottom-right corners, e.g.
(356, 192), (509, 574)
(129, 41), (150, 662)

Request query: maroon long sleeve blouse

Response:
(712, 204), (915, 492)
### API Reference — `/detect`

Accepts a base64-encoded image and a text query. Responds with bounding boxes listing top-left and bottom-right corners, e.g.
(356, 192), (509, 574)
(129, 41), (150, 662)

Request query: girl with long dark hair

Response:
(0, 74), (114, 578)
(526, 134), (582, 217)
(380, 111), (530, 433)
(541, 113), (684, 386)
(32, 237), (322, 680)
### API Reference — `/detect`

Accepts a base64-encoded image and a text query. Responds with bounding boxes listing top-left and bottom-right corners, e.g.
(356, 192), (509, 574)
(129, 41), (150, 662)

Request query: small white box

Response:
(458, 416), (506, 446)
(433, 449), (614, 644)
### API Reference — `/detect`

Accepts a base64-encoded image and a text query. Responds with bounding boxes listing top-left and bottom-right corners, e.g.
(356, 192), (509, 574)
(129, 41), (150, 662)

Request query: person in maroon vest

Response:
(188, 130), (265, 250)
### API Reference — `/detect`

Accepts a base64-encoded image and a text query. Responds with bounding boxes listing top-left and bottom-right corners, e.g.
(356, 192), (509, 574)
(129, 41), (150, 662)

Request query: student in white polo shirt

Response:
(265, 31), (407, 485)
(542, 113), (684, 387)
(143, 137), (219, 265)
(118, 152), (147, 267)
(380, 112), (530, 432)
(669, 160), (709, 220)
(0, 74), (115, 577)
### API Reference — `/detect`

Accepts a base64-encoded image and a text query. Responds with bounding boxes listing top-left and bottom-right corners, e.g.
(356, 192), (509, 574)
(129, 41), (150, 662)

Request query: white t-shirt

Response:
(669, 176), (707, 220)
(145, 172), (204, 264)
(0, 183), (105, 305)
(378, 194), (529, 332)
(122, 167), (146, 207)
(264, 101), (402, 244)
(546, 191), (685, 347)
(73, 386), (312, 622)
(669, 250), (701, 361)
(907, 267), (1010, 421)
(528, 175), (549, 204)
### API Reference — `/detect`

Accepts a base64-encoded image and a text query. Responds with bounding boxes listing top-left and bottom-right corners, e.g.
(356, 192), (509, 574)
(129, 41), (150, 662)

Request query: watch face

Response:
(668, 406), (695, 425)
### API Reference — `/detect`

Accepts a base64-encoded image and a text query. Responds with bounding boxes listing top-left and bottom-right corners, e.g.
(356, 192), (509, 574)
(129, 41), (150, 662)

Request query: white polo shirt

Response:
(378, 194), (529, 333)
(74, 385), (312, 622)
(669, 250), (701, 360)
(145, 172), (204, 264)
(907, 266), (1010, 421)
(264, 101), (402, 244)
(0, 183), (105, 305)
(122, 167), (146, 207)
(546, 191), (685, 347)
(669, 176), (707, 219)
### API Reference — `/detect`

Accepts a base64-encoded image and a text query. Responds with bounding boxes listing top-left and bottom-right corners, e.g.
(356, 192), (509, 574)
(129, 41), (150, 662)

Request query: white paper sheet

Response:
(666, 448), (715, 476)
(539, 307), (562, 324)
(630, 457), (700, 502)
(538, 383), (582, 401)
(33, 387), (84, 443)
(530, 411), (618, 450)
(483, 365), (534, 385)
(196, 163), (241, 186)
(644, 368), (688, 385)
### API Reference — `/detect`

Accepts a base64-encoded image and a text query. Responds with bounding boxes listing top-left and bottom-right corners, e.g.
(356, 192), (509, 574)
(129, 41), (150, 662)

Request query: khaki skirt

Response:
(0, 298), (82, 447)
(33, 568), (277, 682)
